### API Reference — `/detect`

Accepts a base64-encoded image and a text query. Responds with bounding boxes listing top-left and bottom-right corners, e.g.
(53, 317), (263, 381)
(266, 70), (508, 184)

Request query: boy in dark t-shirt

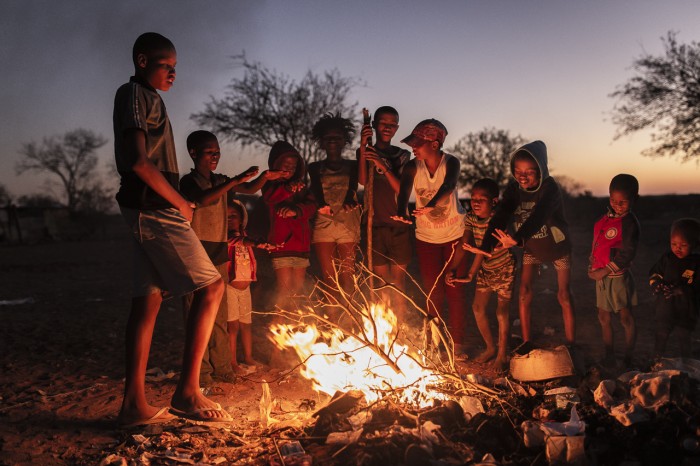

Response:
(357, 106), (412, 320)
(179, 130), (270, 385)
(114, 33), (229, 425)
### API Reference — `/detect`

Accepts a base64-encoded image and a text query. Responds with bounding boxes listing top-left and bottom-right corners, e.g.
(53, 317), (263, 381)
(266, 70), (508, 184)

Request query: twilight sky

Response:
(2, 0), (700, 201)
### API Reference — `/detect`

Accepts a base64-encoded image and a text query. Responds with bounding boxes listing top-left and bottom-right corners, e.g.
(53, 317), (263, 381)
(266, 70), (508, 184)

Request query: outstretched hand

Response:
(237, 166), (259, 182)
(493, 229), (517, 249)
(462, 242), (492, 258)
(412, 206), (434, 217)
(390, 215), (412, 225)
(264, 170), (286, 181)
(276, 206), (297, 218)
(288, 181), (305, 193)
(317, 205), (333, 216)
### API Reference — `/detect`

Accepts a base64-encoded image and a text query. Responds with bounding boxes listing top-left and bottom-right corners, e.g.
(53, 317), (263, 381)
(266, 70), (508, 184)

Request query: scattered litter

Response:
(510, 345), (575, 382)
(326, 429), (362, 445)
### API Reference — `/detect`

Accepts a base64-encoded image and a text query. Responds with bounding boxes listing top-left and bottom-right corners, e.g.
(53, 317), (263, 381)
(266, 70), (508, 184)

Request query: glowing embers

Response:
(270, 303), (445, 407)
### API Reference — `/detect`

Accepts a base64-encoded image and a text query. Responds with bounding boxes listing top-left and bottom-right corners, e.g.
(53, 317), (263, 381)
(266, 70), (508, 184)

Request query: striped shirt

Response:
(465, 212), (514, 271)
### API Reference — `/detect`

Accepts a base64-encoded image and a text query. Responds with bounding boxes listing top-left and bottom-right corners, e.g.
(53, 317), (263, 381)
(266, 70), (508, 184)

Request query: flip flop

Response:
(171, 402), (233, 423)
(119, 406), (176, 428)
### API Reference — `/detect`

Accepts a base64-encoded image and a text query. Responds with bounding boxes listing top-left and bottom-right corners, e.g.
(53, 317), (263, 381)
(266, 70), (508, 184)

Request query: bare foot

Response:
(491, 357), (507, 373)
(243, 357), (263, 368)
(475, 347), (497, 364)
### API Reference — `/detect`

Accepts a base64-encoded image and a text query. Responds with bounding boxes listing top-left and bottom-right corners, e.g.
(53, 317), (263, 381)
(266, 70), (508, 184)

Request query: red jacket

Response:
(590, 210), (640, 275)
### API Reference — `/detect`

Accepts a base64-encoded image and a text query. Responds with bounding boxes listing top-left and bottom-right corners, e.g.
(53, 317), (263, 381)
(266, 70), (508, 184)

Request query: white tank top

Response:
(414, 153), (465, 243)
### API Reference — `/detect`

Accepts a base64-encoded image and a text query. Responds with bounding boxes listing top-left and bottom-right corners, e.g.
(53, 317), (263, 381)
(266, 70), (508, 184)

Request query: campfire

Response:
(270, 301), (447, 407)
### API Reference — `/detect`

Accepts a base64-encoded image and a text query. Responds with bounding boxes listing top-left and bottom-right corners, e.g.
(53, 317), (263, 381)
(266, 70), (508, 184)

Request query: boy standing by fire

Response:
(113, 33), (228, 425)
(357, 106), (412, 321)
(179, 130), (271, 385)
(588, 174), (640, 368)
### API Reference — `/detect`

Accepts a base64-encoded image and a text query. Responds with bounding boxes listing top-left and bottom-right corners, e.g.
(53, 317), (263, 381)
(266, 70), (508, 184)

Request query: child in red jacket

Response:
(262, 141), (316, 309)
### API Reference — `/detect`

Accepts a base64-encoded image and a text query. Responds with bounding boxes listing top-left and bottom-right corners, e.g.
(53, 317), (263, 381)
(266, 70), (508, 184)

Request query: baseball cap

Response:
(400, 119), (448, 147)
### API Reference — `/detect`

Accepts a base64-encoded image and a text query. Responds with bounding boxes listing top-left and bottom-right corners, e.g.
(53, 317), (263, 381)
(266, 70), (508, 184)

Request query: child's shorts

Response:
(476, 261), (516, 301)
(311, 219), (360, 244)
(121, 207), (221, 298)
(371, 225), (412, 267)
(523, 252), (571, 270)
(271, 255), (310, 270)
(227, 284), (252, 324)
(595, 272), (637, 313)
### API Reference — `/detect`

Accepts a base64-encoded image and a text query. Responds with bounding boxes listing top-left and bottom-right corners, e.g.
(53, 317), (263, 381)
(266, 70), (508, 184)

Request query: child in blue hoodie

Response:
(474, 141), (575, 346)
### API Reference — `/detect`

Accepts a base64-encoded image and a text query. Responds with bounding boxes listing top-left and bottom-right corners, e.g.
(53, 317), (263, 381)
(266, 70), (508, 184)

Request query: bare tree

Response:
(16, 129), (110, 212)
(192, 55), (361, 163)
(611, 31), (700, 162)
(448, 127), (527, 192)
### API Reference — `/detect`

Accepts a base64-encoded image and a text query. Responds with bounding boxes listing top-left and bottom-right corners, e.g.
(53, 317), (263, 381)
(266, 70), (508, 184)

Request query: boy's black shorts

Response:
(371, 225), (412, 267)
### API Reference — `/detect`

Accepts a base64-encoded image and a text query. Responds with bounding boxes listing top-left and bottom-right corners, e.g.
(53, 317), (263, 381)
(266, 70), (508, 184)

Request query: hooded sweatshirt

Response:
(262, 141), (317, 258)
(482, 140), (571, 262)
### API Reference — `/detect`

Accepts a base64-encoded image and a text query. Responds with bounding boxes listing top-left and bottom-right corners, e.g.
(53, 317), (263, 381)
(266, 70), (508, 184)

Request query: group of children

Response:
(113, 32), (700, 426)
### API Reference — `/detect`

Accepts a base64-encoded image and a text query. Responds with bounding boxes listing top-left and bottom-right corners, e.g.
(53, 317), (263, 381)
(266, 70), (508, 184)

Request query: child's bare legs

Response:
(518, 263), (535, 343)
(336, 242), (358, 295)
(618, 307), (636, 365)
(227, 320), (242, 372)
(597, 307), (616, 365)
(118, 292), (164, 424)
(473, 290), (497, 363)
(494, 298), (511, 371)
(171, 278), (228, 419)
(274, 266), (307, 310)
(556, 267), (576, 344)
(240, 322), (257, 365)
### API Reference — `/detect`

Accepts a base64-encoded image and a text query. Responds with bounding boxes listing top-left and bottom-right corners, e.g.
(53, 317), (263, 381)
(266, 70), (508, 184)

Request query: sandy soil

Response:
(0, 197), (697, 465)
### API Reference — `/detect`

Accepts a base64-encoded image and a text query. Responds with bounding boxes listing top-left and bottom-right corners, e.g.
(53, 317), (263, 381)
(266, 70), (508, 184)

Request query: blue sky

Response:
(2, 0), (700, 201)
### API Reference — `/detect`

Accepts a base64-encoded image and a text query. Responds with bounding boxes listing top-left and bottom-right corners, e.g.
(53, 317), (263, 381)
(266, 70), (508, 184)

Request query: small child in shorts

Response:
(446, 178), (515, 371)
(588, 174), (640, 367)
(650, 218), (700, 358)
(226, 199), (277, 375)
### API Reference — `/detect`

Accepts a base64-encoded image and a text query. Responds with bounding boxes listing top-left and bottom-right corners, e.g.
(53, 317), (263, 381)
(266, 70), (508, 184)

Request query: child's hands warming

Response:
(462, 242), (492, 258)
(287, 181), (305, 193)
(237, 166), (259, 182)
(412, 206), (434, 217)
(390, 214), (413, 225)
(318, 205), (333, 216)
(492, 229), (517, 249)
(342, 199), (359, 212)
(263, 170), (286, 181)
(276, 206), (297, 218)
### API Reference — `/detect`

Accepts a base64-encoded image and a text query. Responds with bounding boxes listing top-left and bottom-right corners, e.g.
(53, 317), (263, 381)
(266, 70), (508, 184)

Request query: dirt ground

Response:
(0, 195), (698, 465)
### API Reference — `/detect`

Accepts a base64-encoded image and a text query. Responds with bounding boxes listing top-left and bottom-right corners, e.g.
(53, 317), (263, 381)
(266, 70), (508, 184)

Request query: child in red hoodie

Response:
(262, 141), (316, 309)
